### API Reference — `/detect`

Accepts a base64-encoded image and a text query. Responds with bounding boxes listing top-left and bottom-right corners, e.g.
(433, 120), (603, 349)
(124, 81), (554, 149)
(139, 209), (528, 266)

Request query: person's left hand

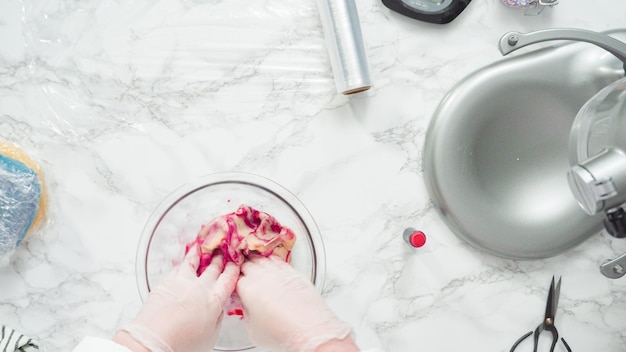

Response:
(120, 245), (240, 352)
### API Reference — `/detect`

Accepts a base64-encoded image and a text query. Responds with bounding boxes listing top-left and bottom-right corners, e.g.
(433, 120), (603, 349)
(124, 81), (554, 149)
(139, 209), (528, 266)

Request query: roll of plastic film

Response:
(317, 0), (372, 95)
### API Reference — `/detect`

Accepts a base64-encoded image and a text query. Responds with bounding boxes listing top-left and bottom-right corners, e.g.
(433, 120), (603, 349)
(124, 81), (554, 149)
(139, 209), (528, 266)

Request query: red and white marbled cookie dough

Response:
(185, 204), (297, 316)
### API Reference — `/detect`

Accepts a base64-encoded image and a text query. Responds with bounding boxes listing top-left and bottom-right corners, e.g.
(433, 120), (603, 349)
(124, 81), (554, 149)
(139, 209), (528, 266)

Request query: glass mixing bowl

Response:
(135, 172), (326, 351)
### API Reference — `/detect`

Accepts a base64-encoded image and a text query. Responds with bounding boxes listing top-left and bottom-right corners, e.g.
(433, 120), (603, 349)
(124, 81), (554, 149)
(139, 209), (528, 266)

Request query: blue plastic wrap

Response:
(0, 154), (42, 264)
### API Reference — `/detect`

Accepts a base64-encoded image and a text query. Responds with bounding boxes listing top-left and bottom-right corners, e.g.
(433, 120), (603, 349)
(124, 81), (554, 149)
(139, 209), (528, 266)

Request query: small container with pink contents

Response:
(136, 172), (326, 351)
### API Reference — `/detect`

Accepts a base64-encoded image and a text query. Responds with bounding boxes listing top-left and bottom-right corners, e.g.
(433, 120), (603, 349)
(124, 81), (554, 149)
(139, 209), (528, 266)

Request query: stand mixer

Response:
(499, 28), (626, 278)
(568, 77), (626, 278)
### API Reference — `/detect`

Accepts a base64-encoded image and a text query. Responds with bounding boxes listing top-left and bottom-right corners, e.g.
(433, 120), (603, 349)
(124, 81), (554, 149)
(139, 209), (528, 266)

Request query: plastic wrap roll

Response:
(317, 0), (372, 95)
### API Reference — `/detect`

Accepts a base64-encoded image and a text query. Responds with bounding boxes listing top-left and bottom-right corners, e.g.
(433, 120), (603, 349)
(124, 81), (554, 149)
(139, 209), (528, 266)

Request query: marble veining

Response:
(2, 0), (626, 351)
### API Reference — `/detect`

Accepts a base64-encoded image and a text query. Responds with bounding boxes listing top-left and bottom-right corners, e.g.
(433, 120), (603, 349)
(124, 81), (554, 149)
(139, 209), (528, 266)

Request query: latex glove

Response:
(121, 245), (240, 352)
(237, 255), (352, 352)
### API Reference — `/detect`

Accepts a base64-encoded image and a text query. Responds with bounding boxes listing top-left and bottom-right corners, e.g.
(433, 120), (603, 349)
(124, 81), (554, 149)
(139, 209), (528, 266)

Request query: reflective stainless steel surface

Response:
(423, 29), (626, 259)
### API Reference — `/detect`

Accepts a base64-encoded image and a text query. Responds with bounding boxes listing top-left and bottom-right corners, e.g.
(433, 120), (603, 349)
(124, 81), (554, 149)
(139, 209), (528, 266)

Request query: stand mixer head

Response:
(568, 77), (626, 278)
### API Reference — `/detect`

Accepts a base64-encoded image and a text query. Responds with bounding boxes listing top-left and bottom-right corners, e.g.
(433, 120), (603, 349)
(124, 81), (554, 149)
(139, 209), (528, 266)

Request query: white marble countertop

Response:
(2, 0), (626, 351)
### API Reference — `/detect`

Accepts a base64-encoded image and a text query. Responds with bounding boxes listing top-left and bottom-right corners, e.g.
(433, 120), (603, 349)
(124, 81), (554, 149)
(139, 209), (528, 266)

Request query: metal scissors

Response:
(510, 276), (572, 352)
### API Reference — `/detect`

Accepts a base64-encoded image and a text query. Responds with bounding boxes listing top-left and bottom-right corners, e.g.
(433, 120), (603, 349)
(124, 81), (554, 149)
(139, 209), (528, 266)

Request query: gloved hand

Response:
(237, 255), (352, 352)
(121, 245), (240, 352)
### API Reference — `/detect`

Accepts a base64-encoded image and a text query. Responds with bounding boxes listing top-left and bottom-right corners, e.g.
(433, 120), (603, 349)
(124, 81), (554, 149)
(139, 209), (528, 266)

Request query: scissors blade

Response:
(544, 276), (561, 322)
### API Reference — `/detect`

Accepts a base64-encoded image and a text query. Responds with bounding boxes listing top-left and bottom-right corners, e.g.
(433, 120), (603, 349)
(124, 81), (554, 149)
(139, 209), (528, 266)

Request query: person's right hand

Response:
(236, 255), (352, 352)
(117, 245), (239, 352)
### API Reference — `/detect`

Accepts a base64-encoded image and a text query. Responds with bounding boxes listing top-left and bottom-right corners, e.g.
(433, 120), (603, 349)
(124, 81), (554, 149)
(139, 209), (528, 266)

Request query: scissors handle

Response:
(509, 330), (572, 352)
(561, 338), (572, 352)
(534, 324), (559, 352)
(510, 331), (532, 352)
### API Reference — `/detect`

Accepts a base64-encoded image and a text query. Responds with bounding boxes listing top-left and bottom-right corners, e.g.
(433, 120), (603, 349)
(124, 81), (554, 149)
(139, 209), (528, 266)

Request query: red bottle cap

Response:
(408, 231), (426, 248)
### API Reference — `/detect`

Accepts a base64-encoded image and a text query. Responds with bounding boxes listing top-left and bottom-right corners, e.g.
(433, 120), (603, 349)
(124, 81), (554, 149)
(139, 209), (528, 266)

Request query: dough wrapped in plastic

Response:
(0, 142), (47, 266)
